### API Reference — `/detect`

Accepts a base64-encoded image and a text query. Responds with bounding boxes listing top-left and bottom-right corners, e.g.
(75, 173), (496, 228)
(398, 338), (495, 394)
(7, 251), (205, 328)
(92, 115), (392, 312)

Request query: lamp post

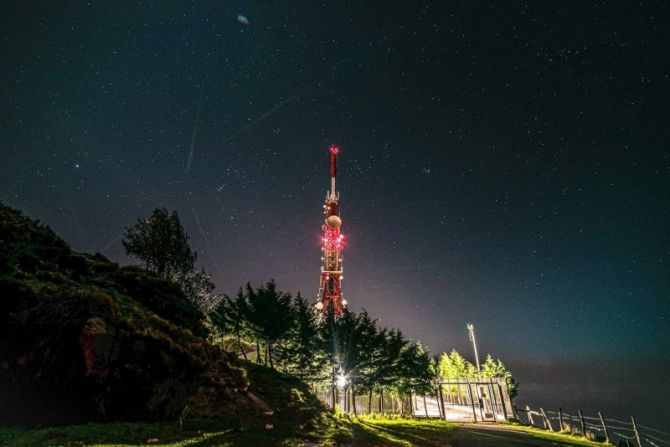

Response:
(335, 367), (348, 412)
(467, 323), (484, 421)
(467, 323), (481, 373)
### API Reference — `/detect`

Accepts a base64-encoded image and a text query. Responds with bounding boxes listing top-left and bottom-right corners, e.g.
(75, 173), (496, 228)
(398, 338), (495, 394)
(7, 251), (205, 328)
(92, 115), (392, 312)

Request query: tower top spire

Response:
(329, 145), (339, 197)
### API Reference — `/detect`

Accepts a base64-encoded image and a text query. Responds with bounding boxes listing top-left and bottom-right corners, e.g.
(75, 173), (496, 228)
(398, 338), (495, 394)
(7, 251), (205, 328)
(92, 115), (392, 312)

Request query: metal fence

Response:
(515, 405), (670, 447)
(312, 377), (514, 422)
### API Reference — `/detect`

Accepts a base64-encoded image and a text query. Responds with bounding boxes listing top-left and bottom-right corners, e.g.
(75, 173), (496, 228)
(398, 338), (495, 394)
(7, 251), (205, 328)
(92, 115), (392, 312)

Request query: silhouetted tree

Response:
(123, 207), (196, 279)
(181, 267), (222, 314)
(211, 289), (251, 361)
(123, 208), (221, 315)
(242, 280), (293, 368)
(276, 293), (329, 380)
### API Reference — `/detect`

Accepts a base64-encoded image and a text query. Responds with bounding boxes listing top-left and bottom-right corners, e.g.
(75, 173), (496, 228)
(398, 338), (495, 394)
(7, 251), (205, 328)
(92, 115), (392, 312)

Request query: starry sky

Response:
(2, 1), (669, 427)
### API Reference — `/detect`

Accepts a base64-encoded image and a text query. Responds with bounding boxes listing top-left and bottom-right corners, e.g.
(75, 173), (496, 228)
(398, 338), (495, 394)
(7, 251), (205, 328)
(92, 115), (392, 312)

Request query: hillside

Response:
(0, 202), (325, 431)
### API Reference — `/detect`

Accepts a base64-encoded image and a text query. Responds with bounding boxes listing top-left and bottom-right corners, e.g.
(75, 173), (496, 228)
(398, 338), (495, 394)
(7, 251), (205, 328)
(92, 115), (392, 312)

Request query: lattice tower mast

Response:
(315, 145), (346, 316)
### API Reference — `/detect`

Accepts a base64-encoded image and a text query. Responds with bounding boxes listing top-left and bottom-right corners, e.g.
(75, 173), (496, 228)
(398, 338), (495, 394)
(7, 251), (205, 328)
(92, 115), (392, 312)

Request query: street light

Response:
(467, 323), (481, 374)
(467, 323), (485, 422)
(336, 371), (348, 389)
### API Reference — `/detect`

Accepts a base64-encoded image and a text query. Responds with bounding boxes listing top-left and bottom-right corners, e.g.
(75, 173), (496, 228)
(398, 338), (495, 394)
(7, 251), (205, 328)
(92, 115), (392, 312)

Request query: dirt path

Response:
(451, 424), (591, 447)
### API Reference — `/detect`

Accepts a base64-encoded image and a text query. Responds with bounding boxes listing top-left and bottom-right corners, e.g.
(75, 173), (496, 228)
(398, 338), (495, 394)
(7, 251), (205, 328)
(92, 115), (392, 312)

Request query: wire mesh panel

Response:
(437, 378), (512, 422)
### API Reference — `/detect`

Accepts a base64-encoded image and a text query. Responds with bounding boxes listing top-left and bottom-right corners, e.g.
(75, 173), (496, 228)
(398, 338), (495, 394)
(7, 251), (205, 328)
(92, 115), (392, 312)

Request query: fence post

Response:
(488, 378), (501, 422)
(540, 408), (554, 431)
(526, 405), (535, 426)
(437, 384), (446, 420)
(496, 381), (508, 421)
(558, 407), (564, 431)
(578, 409), (586, 436)
(466, 379), (478, 421)
(598, 412), (611, 444)
(631, 416), (642, 447)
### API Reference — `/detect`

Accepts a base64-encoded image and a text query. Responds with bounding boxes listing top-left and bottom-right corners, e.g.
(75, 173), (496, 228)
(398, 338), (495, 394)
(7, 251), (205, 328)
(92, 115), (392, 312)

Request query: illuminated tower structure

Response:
(315, 145), (346, 316)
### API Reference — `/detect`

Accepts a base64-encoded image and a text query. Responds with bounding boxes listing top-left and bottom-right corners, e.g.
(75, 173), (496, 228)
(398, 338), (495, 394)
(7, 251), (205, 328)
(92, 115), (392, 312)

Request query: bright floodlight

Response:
(336, 373), (347, 388)
(315, 301), (324, 310)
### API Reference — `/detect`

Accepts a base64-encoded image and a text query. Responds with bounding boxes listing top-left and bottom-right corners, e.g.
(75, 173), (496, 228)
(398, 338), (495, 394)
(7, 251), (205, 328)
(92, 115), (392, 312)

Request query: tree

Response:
(123, 208), (221, 315)
(181, 267), (223, 314)
(277, 293), (328, 380)
(481, 354), (519, 399)
(241, 280), (293, 368)
(211, 288), (254, 361)
(354, 311), (383, 401)
(123, 207), (196, 279)
(438, 349), (477, 379)
(396, 342), (433, 415)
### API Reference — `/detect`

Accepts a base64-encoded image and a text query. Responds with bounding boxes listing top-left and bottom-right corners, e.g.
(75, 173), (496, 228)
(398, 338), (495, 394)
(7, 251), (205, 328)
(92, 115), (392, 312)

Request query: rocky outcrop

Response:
(0, 203), (261, 426)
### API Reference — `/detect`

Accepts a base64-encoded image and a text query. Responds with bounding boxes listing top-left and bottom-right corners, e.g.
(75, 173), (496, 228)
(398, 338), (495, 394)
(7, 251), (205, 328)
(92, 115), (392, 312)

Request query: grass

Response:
(501, 421), (612, 446)
(0, 416), (614, 447)
(0, 416), (454, 447)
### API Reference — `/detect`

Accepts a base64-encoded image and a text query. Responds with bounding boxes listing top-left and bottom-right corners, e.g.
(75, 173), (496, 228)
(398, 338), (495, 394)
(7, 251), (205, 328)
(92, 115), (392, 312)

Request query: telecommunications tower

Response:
(315, 145), (346, 316)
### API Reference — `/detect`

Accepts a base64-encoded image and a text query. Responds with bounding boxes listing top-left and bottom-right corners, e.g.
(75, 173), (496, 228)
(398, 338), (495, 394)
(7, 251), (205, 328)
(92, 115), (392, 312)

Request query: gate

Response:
(438, 378), (513, 422)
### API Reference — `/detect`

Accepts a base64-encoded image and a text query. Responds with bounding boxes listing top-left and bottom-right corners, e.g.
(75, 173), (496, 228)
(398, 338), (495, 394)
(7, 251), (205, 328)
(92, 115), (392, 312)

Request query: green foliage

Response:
(437, 350), (519, 399)
(438, 349), (477, 380)
(276, 293), (329, 381)
(0, 416), (456, 447)
(0, 416), (609, 447)
(481, 354), (519, 398)
(396, 342), (434, 403)
(213, 281), (440, 407)
(240, 280), (294, 368)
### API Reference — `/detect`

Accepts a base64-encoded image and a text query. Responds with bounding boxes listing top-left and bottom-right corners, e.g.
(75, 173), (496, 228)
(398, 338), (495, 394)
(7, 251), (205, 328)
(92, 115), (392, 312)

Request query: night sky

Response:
(2, 2), (669, 427)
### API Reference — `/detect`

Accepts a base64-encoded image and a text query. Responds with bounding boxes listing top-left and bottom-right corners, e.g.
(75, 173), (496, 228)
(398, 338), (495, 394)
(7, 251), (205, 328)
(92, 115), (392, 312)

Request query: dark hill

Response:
(0, 203), (326, 430)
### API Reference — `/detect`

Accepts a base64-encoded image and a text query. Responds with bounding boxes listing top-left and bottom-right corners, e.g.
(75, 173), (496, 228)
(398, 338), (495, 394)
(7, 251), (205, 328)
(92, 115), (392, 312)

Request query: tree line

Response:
(122, 207), (518, 409)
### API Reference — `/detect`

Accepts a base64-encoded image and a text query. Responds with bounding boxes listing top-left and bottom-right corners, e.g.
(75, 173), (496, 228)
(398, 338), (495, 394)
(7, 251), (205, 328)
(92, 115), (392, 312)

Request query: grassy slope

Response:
(0, 416), (611, 447)
(0, 417), (450, 447)
(500, 423), (613, 446)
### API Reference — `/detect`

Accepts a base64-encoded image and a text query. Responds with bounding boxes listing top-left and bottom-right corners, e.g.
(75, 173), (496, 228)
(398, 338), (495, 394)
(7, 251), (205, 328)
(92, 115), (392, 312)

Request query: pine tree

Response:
(278, 293), (328, 380)
(481, 354), (519, 398)
(241, 280), (293, 368)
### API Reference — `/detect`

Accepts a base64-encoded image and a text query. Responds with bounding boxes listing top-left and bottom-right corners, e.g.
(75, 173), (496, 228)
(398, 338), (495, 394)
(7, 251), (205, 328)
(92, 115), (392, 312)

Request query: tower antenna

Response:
(315, 145), (346, 316)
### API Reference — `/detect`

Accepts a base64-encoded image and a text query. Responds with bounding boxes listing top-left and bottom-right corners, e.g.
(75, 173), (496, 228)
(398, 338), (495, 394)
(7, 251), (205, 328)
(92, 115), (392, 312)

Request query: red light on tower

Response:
(315, 145), (345, 316)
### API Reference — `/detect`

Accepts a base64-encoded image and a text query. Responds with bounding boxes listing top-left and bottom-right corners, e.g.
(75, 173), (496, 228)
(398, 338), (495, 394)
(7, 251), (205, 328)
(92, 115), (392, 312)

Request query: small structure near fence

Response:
(312, 377), (514, 423)
(515, 405), (670, 447)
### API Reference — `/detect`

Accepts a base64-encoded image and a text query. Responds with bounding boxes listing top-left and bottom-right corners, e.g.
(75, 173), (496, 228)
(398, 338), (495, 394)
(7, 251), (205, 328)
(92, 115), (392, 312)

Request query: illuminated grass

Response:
(0, 416), (612, 446)
(347, 416), (456, 447)
(501, 422), (611, 446)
